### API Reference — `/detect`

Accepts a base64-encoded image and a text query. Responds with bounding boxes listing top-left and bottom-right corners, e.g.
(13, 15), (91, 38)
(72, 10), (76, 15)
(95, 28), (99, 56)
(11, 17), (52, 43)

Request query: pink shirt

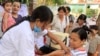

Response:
(2, 12), (16, 32)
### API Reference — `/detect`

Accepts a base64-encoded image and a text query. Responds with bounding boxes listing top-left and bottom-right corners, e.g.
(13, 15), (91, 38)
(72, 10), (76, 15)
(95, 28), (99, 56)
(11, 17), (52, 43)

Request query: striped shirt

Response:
(71, 47), (87, 56)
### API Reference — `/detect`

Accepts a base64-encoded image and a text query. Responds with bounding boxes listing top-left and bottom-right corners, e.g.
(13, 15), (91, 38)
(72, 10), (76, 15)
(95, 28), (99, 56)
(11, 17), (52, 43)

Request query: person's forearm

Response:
(42, 53), (53, 56)
(96, 44), (100, 53)
(43, 54), (51, 56)
(3, 22), (7, 32)
(93, 52), (99, 56)
(65, 26), (69, 33)
(94, 44), (100, 56)
(47, 32), (69, 53)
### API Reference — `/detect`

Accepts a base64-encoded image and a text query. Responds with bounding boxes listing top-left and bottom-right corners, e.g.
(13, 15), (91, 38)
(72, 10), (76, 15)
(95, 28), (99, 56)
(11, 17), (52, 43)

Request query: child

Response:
(36, 27), (89, 56)
(88, 25), (100, 56)
(12, 1), (23, 24)
(2, 1), (16, 32)
(66, 27), (88, 56)
(72, 14), (87, 30)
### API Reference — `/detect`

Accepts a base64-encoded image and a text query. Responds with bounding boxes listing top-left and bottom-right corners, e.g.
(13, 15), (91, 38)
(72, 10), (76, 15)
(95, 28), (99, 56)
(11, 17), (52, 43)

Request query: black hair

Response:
(29, 6), (53, 23)
(65, 6), (71, 12)
(90, 25), (98, 30)
(2, 1), (12, 7)
(72, 27), (89, 41)
(77, 14), (87, 23)
(58, 6), (66, 13)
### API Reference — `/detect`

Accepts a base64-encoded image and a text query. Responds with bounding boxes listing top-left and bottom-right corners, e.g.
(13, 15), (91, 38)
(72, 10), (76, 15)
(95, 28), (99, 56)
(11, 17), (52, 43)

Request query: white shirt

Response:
(0, 21), (35, 56)
(71, 47), (87, 56)
(34, 29), (48, 49)
(51, 15), (69, 32)
(18, 4), (28, 17)
(86, 18), (96, 26)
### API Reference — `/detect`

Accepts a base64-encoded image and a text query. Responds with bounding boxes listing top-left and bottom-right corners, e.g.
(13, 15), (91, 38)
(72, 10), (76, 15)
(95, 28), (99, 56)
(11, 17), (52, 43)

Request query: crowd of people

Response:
(0, 0), (100, 56)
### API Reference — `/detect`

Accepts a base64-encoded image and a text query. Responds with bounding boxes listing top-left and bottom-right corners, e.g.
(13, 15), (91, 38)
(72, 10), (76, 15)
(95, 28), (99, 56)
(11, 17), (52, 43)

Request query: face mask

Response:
(33, 25), (42, 32)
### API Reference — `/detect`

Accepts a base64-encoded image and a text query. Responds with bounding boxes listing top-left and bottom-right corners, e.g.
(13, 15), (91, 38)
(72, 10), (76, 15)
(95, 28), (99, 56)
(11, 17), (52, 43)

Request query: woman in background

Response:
(72, 14), (87, 30)
(51, 6), (69, 32)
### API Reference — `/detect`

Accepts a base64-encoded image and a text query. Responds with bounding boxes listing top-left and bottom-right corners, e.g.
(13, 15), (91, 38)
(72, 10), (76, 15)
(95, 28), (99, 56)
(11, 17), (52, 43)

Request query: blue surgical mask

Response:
(33, 25), (42, 32)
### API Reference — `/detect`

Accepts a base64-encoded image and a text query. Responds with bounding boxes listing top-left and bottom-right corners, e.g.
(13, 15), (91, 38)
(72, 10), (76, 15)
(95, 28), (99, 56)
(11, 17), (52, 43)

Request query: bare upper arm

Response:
(3, 13), (9, 22)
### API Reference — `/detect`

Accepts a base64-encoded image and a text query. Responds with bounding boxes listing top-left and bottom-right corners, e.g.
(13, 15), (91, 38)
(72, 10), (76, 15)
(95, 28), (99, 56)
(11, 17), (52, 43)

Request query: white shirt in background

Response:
(86, 18), (97, 26)
(51, 15), (69, 32)
(0, 21), (35, 56)
(18, 4), (28, 17)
